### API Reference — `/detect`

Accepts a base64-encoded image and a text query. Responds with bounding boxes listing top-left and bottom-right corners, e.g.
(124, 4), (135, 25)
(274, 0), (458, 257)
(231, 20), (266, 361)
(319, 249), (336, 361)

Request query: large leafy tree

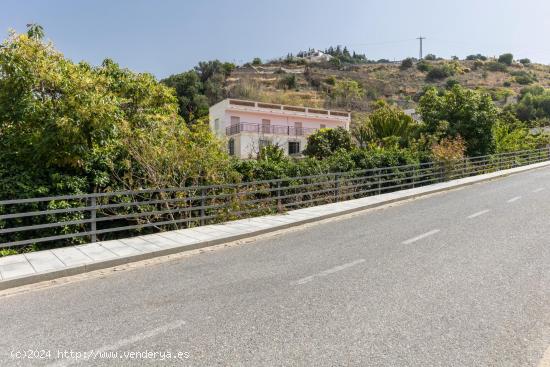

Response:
(418, 85), (497, 156)
(0, 27), (231, 199)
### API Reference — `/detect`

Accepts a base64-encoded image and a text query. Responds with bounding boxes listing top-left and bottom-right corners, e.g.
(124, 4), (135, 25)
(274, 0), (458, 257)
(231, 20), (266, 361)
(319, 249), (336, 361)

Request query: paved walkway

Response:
(1, 161), (549, 290)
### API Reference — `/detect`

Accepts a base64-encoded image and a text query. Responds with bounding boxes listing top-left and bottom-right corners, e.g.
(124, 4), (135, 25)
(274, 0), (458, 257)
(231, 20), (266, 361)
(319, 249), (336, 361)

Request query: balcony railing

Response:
(226, 122), (318, 136)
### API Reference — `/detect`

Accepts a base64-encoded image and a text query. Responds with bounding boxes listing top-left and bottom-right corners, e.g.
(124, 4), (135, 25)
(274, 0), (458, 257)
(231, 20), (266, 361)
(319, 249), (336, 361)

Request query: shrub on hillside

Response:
(400, 58), (414, 70)
(417, 60), (431, 72)
(498, 53), (514, 66)
(466, 54), (488, 61)
(485, 61), (508, 72)
(519, 58), (531, 66)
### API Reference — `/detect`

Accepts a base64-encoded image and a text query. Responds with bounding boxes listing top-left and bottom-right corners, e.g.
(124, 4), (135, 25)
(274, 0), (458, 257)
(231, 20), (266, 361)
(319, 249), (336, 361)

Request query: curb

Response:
(1, 161), (549, 291)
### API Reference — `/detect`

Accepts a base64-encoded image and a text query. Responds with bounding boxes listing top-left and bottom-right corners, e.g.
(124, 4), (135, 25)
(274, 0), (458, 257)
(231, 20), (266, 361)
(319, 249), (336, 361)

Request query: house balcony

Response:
(226, 122), (318, 137)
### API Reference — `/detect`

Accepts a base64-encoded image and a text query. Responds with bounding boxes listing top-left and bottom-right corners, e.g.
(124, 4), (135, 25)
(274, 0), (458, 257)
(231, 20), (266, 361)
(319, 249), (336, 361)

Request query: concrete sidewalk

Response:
(1, 161), (549, 290)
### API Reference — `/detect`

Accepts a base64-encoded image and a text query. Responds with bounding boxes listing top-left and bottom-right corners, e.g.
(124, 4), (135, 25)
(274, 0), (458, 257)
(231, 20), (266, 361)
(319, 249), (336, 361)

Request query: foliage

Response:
(252, 57), (262, 65)
(466, 54), (487, 61)
(485, 61), (508, 72)
(417, 60), (431, 72)
(161, 60), (235, 122)
(330, 79), (364, 109)
(400, 58), (414, 70)
(323, 45), (368, 64)
(513, 86), (550, 122)
(445, 79), (460, 89)
(510, 70), (536, 85)
(426, 64), (455, 81)
(431, 136), (466, 162)
(352, 102), (417, 148)
(498, 53), (514, 66)
(277, 74), (297, 90)
(519, 58), (531, 66)
(304, 127), (354, 159)
(418, 85), (497, 156)
(424, 54), (437, 61)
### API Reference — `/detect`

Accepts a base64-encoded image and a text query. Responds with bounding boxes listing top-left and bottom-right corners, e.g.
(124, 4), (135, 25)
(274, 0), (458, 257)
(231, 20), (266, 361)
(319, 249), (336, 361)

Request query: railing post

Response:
(334, 174), (340, 202)
(90, 196), (97, 243)
(276, 181), (282, 210)
(200, 188), (206, 226)
(377, 169), (382, 195)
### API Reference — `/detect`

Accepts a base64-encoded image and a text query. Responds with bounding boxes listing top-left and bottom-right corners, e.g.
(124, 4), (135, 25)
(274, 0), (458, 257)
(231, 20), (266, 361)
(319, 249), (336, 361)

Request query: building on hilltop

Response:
(209, 99), (351, 159)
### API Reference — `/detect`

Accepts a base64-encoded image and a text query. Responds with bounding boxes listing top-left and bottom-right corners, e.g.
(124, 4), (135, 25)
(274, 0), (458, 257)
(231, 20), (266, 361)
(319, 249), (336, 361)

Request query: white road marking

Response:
(467, 209), (491, 219)
(538, 345), (550, 367)
(46, 320), (186, 367)
(401, 229), (440, 245)
(292, 259), (365, 285)
(533, 187), (545, 193)
(507, 196), (522, 203)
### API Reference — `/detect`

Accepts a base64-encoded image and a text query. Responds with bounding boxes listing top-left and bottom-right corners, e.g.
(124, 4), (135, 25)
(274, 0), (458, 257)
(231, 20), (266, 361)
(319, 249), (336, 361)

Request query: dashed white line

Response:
(467, 209), (491, 219)
(46, 320), (186, 367)
(507, 196), (522, 203)
(402, 229), (440, 245)
(292, 259), (366, 285)
(533, 187), (545, 193)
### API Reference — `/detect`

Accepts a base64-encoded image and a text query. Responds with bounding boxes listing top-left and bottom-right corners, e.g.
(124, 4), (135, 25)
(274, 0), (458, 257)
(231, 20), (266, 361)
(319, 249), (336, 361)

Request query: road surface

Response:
(1, 166), (550, 366)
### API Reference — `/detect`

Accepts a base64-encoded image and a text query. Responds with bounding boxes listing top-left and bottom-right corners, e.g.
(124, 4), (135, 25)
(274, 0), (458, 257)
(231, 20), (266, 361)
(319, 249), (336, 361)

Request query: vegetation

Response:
(1, 26), (550, 255)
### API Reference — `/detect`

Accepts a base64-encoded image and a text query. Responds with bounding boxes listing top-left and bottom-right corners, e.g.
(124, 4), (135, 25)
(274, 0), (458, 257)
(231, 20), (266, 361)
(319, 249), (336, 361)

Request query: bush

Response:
(485, 61), (508, 72)
(304, 127), (354, 159)
(278, 74), (297, 89)
(519, 58), (531, 66)
(498, 53), (514, 66)
(400, 58), (414, 70)
(417, 60), (431, 72)
(445, 79), (460, 89)
(426, 66), (454, 81)
(466, 54), (487, 61)
(511, 71), (536, 85)
(252, 57), (262, 65)
(424, 54), (437, 61)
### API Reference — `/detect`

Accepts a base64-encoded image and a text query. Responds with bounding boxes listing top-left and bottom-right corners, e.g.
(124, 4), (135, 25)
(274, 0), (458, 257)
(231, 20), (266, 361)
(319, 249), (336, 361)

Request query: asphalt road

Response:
(1, 167), (550, 367)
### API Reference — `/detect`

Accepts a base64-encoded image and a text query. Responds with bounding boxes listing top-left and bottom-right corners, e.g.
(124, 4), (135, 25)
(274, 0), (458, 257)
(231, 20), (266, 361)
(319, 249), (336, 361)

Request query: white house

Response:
(209, 99), (351, 159)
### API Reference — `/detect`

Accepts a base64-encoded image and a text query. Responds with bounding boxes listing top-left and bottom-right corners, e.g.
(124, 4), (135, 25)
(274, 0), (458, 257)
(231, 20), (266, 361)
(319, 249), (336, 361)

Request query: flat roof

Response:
(213, 99), (350, 120)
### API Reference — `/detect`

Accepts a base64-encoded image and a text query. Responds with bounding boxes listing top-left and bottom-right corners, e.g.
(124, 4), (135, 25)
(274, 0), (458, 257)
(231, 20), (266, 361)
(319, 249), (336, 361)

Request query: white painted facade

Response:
(209, 99), (351, 159)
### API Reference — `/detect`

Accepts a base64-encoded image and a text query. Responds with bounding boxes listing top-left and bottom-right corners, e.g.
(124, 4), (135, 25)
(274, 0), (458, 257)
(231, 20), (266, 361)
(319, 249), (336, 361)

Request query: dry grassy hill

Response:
(223, 58), (550, 114)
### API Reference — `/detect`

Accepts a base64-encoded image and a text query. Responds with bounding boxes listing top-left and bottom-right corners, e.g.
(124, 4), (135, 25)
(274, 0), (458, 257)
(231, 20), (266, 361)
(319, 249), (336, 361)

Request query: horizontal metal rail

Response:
(1, 148), (548, 249)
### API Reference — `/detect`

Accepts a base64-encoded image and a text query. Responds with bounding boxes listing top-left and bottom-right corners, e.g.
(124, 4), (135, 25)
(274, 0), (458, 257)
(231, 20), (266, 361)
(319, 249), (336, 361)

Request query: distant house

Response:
(209, 99), (351, 159)
(301, 50), (333, 63)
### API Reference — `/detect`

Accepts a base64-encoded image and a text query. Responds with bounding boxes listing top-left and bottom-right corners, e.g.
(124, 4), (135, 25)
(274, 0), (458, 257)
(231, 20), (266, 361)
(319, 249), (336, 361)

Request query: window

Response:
(294, 122), (303, 135)
(261, 119), (271, 134)
(320, 124), (326, 129)
(214, 118), (220, 132)
(288, 141), (300, 155)
(228, 138), (235, 156)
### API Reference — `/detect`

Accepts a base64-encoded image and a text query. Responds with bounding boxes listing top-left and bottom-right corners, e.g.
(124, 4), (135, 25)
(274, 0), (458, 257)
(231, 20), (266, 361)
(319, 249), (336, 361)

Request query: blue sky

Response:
(2, 0), (549, 78)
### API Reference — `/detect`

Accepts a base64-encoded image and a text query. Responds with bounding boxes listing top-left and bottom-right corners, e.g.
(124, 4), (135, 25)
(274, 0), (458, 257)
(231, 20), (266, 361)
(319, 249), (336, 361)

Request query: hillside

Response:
(224, 58), (550, 114)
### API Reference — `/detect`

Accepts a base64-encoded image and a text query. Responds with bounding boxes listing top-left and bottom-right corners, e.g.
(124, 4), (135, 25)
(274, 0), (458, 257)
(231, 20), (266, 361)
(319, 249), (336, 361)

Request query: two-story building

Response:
(209, 99), (351, 158)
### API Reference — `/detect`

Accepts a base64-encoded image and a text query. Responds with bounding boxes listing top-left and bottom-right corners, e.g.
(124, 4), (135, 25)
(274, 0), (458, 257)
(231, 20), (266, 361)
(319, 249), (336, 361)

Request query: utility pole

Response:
(417, 36), (426, 59)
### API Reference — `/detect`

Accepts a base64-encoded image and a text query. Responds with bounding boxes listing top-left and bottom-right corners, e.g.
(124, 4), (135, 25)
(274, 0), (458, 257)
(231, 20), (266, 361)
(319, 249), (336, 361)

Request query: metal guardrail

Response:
(226, 123), (318, 136)
(0, 148), (548, 249)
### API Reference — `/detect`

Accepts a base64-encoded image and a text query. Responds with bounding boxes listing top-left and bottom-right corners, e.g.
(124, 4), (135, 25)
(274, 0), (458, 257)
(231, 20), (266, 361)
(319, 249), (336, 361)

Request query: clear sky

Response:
(2, 0), (549, 78)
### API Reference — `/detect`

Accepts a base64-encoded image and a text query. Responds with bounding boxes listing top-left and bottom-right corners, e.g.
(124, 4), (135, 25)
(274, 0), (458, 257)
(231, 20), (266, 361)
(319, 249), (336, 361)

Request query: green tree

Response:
(331, 79), (364, 109)
(304, 127), (354, 159)
(367, 103), (417, 147)
(418, 85), (498, 156)
(498, 53), (514, 65)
